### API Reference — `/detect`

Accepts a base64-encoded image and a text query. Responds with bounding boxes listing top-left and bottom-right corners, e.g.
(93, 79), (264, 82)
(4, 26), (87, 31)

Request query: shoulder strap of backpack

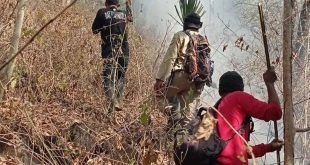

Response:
(213, 97), (254, 141)
(214, 98), (223, 109)
(212, 97), (223, 119)
(184, 31), (195, 48)
(167, 31), (192, 82)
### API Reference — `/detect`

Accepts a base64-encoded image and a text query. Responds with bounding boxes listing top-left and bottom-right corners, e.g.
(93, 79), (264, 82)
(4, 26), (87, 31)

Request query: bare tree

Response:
(0, 0), (27, 100)
(294, 1), (310, 164)
(283, 0), (295, 164)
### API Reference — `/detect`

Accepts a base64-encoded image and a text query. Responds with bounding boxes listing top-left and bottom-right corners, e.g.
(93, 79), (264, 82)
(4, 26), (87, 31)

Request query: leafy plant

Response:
(172, 0), (206, 25)
(140, 103), (150, 126)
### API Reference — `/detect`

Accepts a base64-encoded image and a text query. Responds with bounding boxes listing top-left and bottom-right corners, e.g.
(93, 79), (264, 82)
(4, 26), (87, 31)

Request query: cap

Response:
(218, 71), (244, 96)
(106, 0), (119, 5)
(184, 13), (202, 29)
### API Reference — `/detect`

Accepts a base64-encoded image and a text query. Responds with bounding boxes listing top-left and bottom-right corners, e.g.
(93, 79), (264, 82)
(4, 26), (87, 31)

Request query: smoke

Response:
(131, 0), (280, 164)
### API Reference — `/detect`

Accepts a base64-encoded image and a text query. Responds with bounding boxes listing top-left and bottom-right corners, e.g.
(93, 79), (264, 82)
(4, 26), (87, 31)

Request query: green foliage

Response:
(187, 87), (194, 101)
(22, 27), (34, 37)
(57, 79), (69, 92)
(140, 103), (149, 126)
(129, 159), (136, 165)
(173, 0), (206, 25)
(182, 88), (195, 115)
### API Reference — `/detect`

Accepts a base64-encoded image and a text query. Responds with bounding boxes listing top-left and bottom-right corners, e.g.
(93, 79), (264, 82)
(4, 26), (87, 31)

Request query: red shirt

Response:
(216, 91), (282, 165)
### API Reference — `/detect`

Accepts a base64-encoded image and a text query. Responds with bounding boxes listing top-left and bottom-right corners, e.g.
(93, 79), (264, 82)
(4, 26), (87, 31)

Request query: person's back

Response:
(92, 4), (128, 57)
(99, 9), (126, 40)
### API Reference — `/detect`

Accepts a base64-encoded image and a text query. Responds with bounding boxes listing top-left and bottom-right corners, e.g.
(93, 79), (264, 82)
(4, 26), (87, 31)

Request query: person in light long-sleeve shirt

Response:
(156, 30), (199, 81)
(154, 13), (212, 131)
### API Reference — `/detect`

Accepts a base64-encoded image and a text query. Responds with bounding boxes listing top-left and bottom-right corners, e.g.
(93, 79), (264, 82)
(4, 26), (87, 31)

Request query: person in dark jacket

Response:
(92, 0), (131, 112)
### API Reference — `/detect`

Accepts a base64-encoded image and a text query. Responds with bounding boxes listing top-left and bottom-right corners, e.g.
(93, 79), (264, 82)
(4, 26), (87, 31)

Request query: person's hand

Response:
(127, 15), (133, 22)
(154, 79), (165, 96)
(269, 139), (284, 152)
(263, 67), (277, 85)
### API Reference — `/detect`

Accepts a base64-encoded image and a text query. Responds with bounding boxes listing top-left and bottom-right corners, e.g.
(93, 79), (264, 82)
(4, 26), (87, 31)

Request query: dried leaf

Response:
(237, 154), (246, 163)
(194, 111), (217, 140)
(292, 52), (298, 60)
(142, 149), (159, 165)
(223, 44), (228, 52)
(276, 56), (280, 64)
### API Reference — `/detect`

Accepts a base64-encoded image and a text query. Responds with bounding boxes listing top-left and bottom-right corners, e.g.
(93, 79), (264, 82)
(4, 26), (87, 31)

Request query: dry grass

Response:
(0, 1), (173, 164)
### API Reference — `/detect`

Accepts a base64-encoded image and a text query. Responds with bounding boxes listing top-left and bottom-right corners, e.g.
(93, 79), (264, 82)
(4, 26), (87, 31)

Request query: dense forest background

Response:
(0, 0), (309, 164)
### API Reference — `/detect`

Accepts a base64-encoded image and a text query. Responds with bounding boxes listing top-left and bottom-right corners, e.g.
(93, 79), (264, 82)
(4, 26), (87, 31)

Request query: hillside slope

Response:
(0, 1), (170, 164)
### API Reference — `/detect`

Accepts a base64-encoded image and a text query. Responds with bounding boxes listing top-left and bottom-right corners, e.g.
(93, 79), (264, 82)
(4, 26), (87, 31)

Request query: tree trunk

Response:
(283, 0), (295, 164)
(0, 0), (27, 101)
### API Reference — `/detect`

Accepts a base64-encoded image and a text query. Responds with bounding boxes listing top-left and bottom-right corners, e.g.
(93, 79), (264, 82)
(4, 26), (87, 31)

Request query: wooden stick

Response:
(258, 3), (271, 70)
(258, 3), (281, 165)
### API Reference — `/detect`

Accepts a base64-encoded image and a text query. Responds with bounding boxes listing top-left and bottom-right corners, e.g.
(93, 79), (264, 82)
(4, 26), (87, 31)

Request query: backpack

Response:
(173, 100), (253, 165)
(183, 31), (213, 86)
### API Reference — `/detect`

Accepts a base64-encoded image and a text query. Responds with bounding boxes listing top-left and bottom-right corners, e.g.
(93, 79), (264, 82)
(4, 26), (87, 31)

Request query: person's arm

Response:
(156, 33), (181, 81)
(92, 9), (104, 34)
(238, 69), (282, 121)
(237, 91), (282, 121)
(264, 68), (280, 105)
(154, 33), (181, 94)
(248, 139), (284, 158)
(249, 143), (273, 158)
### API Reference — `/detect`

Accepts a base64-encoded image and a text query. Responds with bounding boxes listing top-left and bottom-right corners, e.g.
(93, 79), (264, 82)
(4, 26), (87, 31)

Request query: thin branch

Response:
(0, 0), (78, 71)
(234, 2), (257, 7)
(217, 14), (239, 37)
(208, 103), (257, 165)
(296, 127), (310, 133)
(168, 13), (183, 26)
(294, 97), (310, 106)
(152, 21), (174, 71)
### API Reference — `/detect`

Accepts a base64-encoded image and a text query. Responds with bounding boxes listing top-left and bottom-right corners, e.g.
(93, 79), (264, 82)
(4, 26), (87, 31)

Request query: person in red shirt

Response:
(216, 69), (284, 164)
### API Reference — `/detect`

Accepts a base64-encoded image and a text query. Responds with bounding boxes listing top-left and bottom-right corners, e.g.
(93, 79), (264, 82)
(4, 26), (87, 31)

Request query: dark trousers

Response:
(102, 44), (129, 110)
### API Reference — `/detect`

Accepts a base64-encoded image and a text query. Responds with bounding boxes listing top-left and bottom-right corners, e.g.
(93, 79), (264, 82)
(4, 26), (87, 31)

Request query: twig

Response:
(0, 1), (18, 38)
(208, 105), (257, 165)
(100, 155), (129, 164)
(294, 97), (310, 106)
(295, 127), (310, 133)
(152, 22), (174, 71)
(217, 14), (239, 37)
(0, 0), (78, 71)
